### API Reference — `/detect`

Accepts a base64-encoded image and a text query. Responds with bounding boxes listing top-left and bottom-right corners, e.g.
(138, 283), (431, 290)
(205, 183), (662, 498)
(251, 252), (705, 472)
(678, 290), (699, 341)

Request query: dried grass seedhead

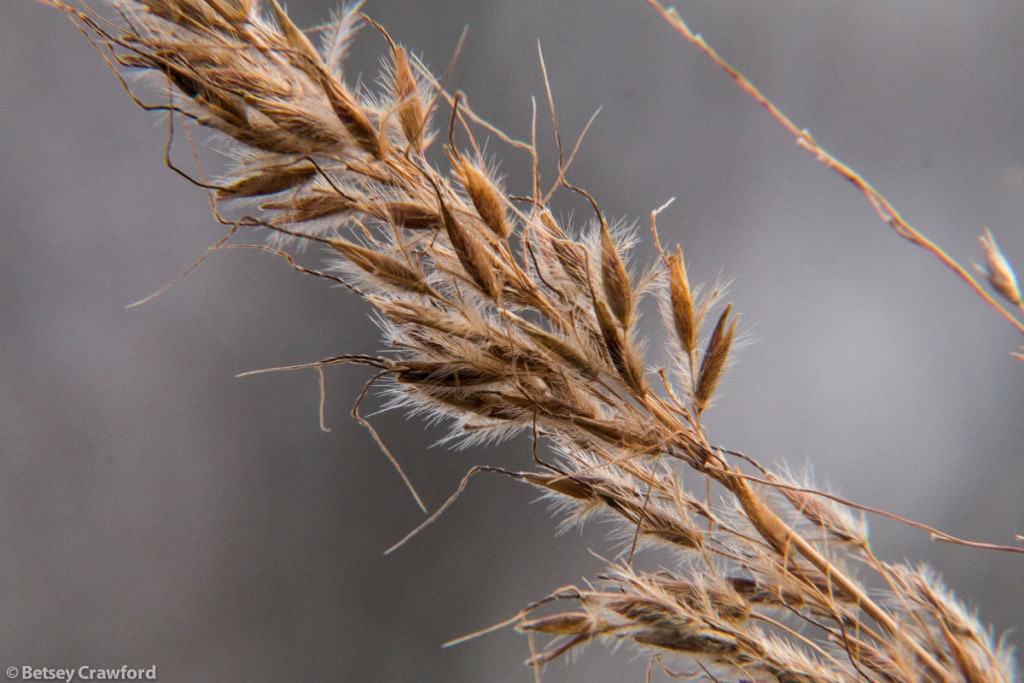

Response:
(45, 0), (1020, 680)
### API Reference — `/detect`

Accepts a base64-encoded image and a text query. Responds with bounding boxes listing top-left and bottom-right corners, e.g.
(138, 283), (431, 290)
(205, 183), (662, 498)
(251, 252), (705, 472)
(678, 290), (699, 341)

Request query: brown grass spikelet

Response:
(363, 14), (429, 153)
(326, 238), (431, 294)
(599, 218), (634, 328)
(215, 159), (317, 199)
(266, 0), (324, 71)
(694, 303), (736, 412)
(518, 611), (593, 636)
(667, 245), (697, 355)
(511, 318), (597, 378)
(244, 97), (345, 146)
(391, 44), (427, 152)
(363, 200), (442, 230)
(591, 287), (647, 395)
(551, 238), (591, 290)
(535, 207), (566, 239)
(432, 178), (500, 299)
(453, 154), (510, 238)
(261, 188), (355, 223)
(317, 71), (381, 157)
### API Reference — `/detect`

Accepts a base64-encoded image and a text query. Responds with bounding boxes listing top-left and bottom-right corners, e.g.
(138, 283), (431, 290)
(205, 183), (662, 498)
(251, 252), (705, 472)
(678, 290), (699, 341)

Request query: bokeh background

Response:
(3, 1), (1023, 680)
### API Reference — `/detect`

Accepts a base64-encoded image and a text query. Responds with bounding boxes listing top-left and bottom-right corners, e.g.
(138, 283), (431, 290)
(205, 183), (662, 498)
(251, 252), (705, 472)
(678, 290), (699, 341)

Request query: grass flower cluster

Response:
(44, 0), (1020, 679)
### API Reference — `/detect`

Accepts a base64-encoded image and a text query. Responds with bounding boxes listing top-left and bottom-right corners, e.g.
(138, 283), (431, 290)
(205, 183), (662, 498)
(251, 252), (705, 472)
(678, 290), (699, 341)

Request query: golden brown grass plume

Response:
(40, 0), (1021, 679)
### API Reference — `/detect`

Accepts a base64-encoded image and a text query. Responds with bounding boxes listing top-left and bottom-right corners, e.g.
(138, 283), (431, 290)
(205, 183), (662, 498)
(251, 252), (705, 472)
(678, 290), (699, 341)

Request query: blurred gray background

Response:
(3, 1), (1023, 680)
